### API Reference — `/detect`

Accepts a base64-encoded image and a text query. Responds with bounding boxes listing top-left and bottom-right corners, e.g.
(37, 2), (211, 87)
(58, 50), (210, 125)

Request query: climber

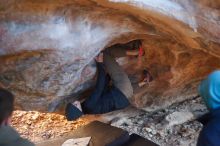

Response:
(65, 40), (145, 120)
(197, 70), (220, 146)
(0, 88), (34, 146)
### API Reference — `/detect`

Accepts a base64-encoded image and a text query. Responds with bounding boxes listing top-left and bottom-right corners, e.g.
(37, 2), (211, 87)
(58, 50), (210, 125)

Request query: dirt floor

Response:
(12, 96), (208, 146)
(11, 111), (102, 143)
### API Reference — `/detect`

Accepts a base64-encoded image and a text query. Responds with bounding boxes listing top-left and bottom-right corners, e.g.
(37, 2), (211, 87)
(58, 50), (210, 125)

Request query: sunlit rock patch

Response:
(11, 110), (101, 142)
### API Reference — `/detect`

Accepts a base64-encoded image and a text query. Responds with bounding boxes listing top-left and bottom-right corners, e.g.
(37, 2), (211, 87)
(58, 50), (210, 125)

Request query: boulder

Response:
(0, 0), (220, 112)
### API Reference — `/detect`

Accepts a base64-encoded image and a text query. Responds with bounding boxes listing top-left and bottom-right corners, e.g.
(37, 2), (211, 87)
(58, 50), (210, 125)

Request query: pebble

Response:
(151, 129), (157, 135)
(143, 127), (152, 133)
(137, 120), (144, 125)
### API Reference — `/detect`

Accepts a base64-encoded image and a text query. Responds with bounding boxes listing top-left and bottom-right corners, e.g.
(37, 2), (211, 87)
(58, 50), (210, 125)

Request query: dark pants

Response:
(81, 48), (133, 114)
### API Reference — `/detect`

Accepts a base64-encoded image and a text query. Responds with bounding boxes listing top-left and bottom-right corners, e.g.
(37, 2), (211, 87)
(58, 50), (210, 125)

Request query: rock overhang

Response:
(0, 0), (220, 112)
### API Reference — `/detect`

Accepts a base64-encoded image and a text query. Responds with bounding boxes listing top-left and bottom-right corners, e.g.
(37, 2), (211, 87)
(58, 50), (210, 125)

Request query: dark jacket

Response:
(0, 126), (34, 146)
(81, 63), (130, 114)
(197, 108), (220, 146)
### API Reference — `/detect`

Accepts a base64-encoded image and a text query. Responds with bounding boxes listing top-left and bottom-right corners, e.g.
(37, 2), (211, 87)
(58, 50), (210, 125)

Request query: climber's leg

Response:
(103, 50), (133, 99)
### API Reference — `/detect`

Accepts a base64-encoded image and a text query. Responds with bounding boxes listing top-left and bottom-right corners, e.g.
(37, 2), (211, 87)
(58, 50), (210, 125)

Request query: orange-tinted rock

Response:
(0, 0), (220, 112)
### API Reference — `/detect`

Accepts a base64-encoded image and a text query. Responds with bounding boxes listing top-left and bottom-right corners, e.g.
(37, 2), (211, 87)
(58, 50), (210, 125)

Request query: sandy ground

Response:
(11, 111), (102, 143)
(12, 96), (207, 146)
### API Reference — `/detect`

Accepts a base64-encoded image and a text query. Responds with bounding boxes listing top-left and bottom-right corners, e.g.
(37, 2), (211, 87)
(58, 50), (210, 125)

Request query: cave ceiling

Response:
(0, 0), (219, 112)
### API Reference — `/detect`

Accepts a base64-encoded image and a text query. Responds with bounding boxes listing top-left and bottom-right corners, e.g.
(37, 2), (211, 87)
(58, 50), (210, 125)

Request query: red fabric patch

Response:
(139, 46), (144, 56)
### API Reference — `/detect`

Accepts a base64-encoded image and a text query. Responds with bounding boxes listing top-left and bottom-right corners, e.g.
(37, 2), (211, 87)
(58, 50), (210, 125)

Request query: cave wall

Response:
(0, 0), (220, 112)
(133, 39), (220, 111)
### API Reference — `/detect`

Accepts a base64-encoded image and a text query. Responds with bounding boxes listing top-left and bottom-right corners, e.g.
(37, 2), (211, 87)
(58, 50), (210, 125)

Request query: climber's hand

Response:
(95, 52), (103, 63)
(72, 101), (82, 112)
(126, 50), (139, 56)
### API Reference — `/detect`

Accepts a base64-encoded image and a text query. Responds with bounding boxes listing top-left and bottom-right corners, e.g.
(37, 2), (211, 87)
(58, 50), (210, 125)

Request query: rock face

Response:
(0, 0), (220, 112)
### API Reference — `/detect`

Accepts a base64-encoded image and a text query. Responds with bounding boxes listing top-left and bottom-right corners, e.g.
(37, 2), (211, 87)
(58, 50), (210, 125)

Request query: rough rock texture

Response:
(0, 0), (220, 112)
(107, 96), (208, 146)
